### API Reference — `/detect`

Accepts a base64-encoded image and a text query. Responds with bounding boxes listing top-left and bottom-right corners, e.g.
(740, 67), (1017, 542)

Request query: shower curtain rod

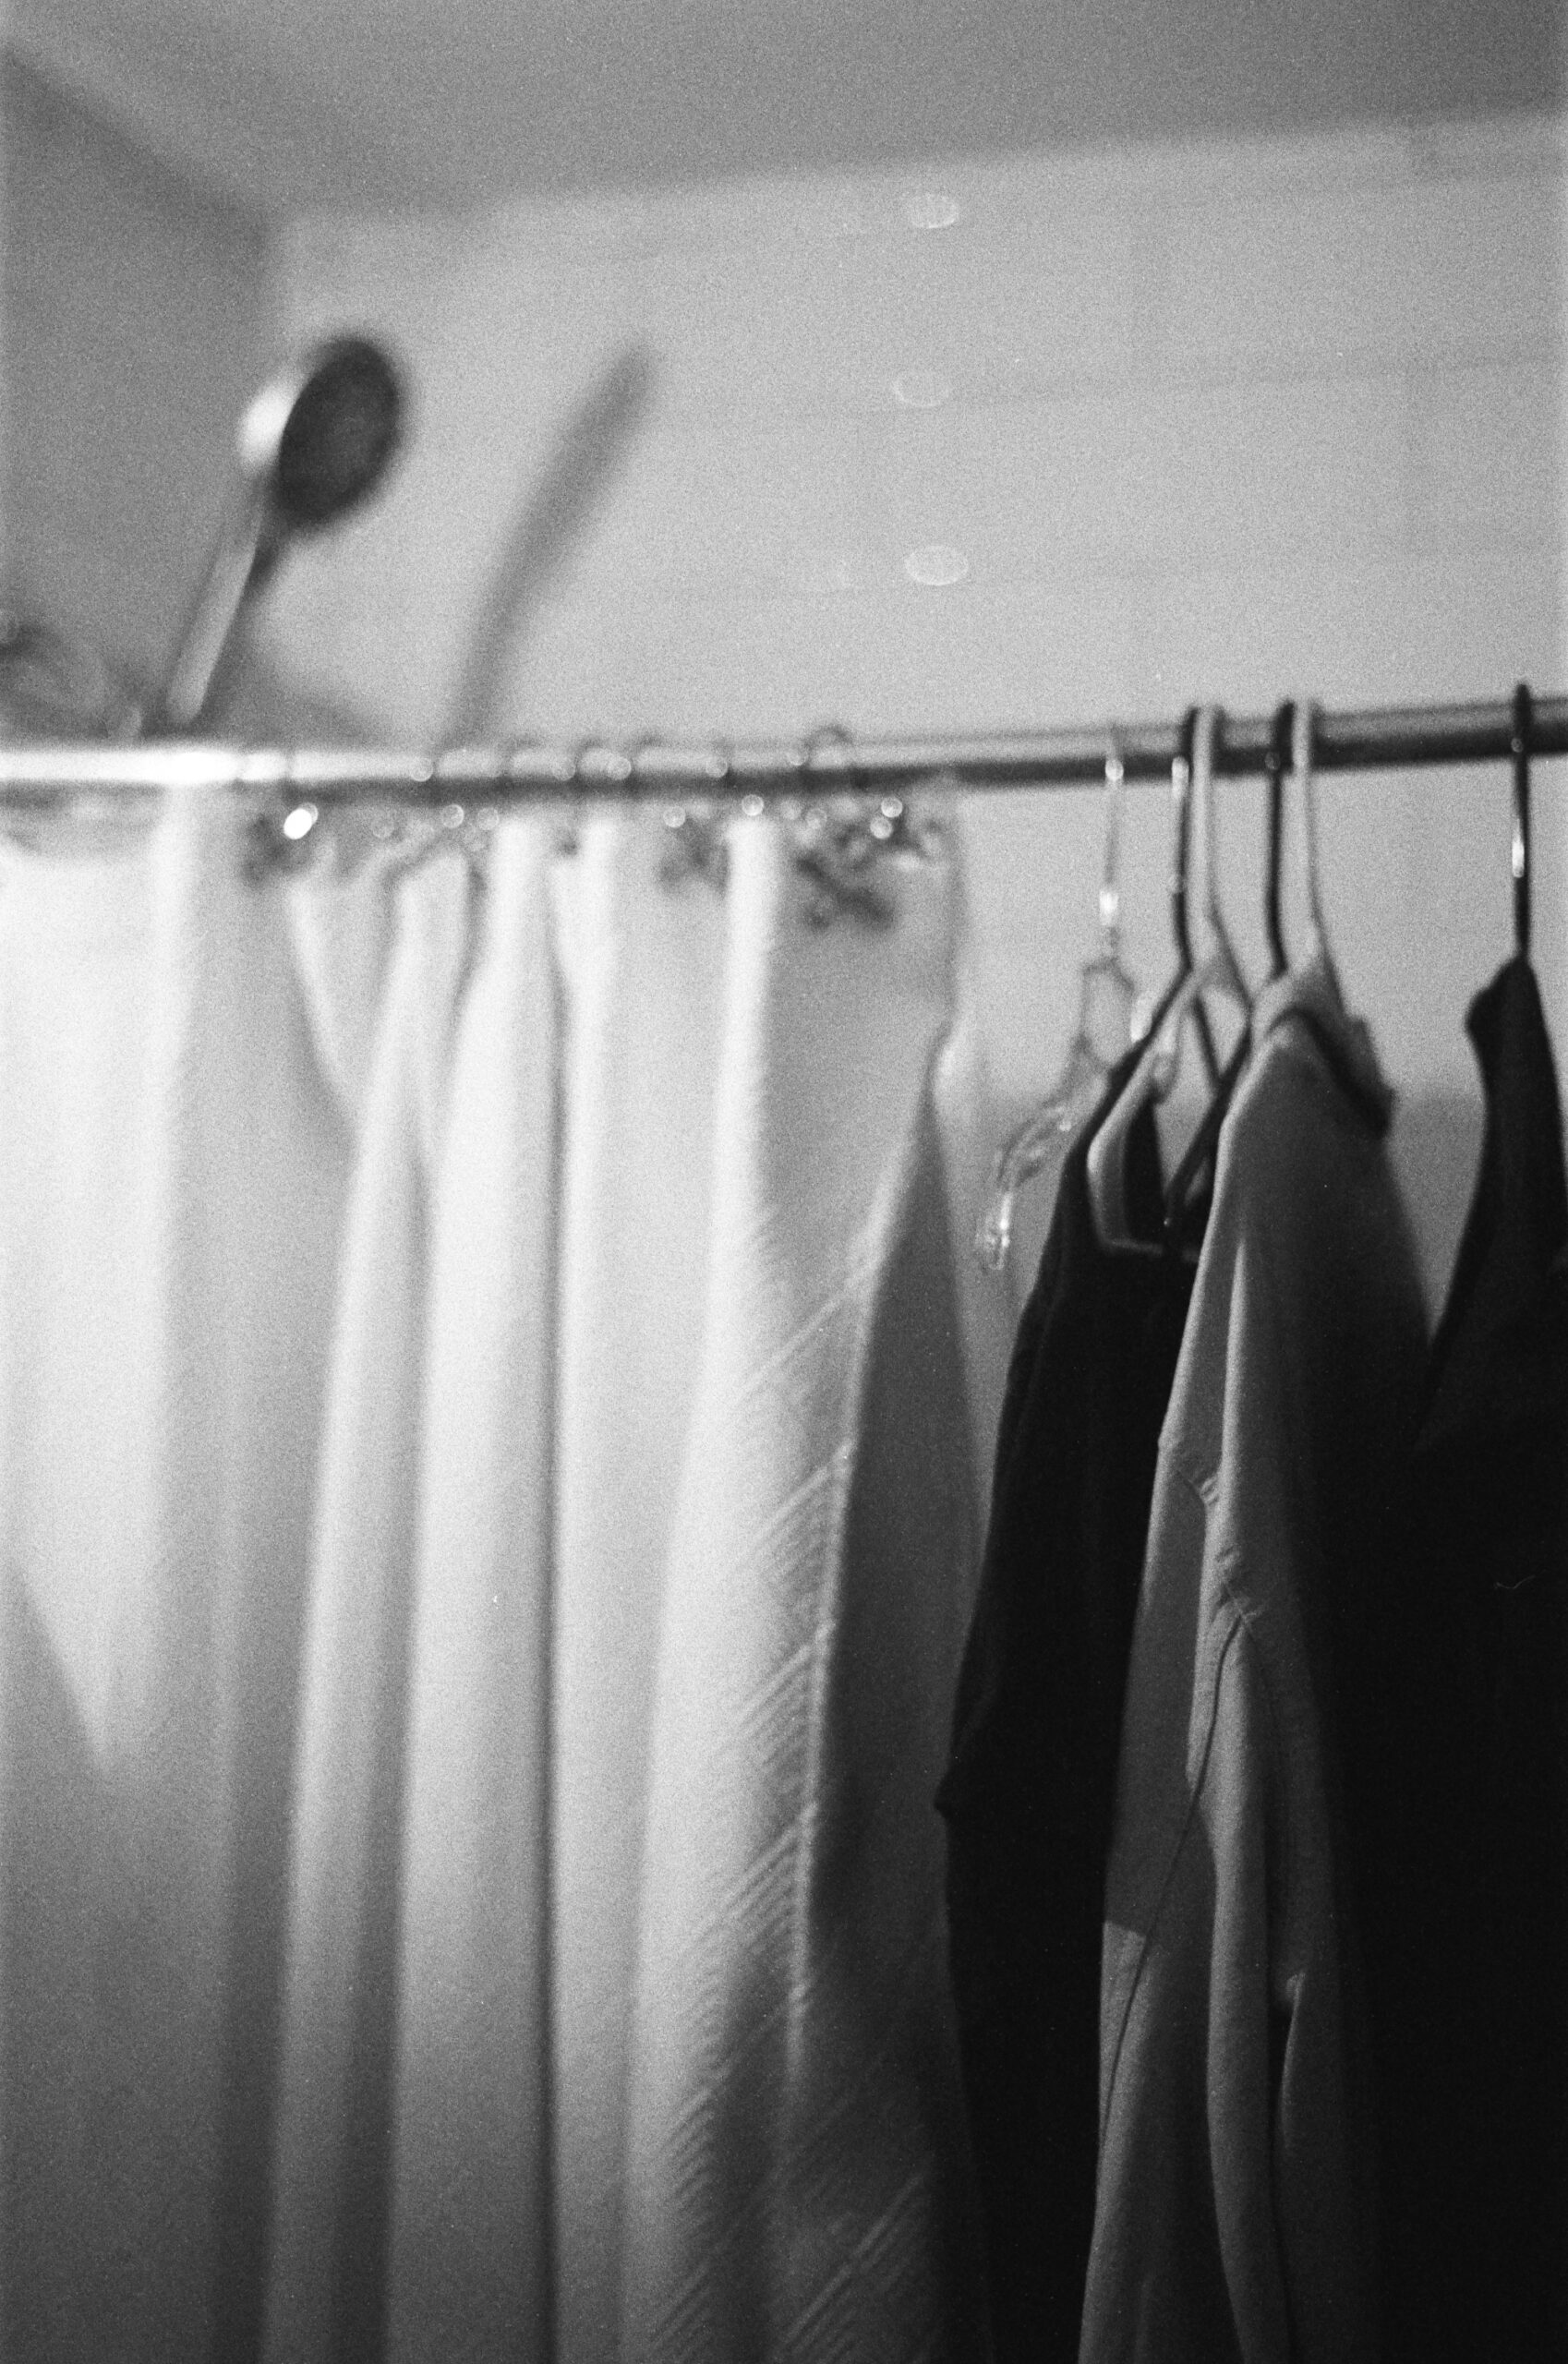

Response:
(1, 692), (1564, 809)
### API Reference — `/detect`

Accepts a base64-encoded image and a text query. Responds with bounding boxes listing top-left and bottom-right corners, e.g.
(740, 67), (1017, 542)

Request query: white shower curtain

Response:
(0, 778), (1009, 2364)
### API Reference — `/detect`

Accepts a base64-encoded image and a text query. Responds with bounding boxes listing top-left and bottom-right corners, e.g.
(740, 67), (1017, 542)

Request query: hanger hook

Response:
(1193, 703), (1249, 1006)
(1292, 701), (1322, 917)
(1170, 706), (1198, 973)
(1511, 680), (1533, 960)
(1264, 700), (1294, 982)
(569, 736), (598, 797)
(1291, 697), (1346, 1002)
(1100, 733), (1126, 945)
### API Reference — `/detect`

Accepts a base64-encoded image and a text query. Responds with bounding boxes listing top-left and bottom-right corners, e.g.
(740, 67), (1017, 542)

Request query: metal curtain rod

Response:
(1, 693), (1564, 810)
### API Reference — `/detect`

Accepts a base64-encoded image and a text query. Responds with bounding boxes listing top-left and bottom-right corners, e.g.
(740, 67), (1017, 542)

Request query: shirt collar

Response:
(1253, 947), (1396, 1137)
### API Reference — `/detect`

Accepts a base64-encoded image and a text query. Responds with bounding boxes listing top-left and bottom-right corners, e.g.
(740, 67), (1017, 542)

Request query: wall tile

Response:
(564, 419), (874, 596)
(1407, 358), (1563, 551)
(1122, 378), (1412, 566)
(1161, 173), (1562, 375)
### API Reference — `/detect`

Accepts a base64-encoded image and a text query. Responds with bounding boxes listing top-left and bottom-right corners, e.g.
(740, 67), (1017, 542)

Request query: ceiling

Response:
(6, 0), (1564, 220)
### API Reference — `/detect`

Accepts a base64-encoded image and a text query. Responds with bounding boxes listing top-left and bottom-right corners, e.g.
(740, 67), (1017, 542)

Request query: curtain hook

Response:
(547, 734), (603, 856)
(658, 735), (730, 891)
(510, 735), (581, 858)
(1511, 680), (1533, 962)
(244, 760), (327, 882)
(791, 721), (898, 927)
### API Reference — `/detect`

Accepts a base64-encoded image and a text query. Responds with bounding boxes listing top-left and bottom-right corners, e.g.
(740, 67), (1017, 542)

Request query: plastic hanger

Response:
(1191, 703), (1251, 1021)
(1263, 698), (1292, 983)
(1089, 706), (1248, 1252)
(1512, 679), (1533, 961)
(1157, 705), (1259, 1248)
(974, 738), (1140, 1272)
(1292, 698), (1345, 1006)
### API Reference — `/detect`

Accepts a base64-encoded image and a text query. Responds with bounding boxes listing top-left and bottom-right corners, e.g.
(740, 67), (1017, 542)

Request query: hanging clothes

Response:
(1354, 953), (1568, 2364)
(620, 813), (1005, 2364)
(1079, 955), (1428, 2364)
(936, 1051), (1197, 2364)
(0, 788), (350, 2361)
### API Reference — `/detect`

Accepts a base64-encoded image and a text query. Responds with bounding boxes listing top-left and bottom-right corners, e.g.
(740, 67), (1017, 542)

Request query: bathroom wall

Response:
(0, 50), (268, 694)
(261, 112), (1567, 1305)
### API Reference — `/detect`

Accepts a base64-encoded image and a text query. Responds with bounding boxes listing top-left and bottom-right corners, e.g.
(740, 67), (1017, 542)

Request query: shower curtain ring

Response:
(244, 756), (328, 881)
(657, 736), (730, 891)
(790, 721), (898, 927)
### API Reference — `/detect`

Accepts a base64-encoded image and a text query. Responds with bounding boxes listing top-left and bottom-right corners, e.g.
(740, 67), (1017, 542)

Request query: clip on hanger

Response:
(1511, 680), (1533, 961)
(974, 734), (1140, 1272)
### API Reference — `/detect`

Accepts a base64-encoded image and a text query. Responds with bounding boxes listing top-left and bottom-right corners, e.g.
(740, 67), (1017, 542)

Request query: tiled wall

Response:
(267, 115), (1568, 1302)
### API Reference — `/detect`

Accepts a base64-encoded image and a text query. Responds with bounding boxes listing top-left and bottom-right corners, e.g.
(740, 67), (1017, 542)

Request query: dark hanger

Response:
(1090, 706), (1249, 1250)
(1512, 680), (1532, 961)
(1161, 705), (1200, 1021)
(1163, 1009), (1249, 1255)
(1086, 709), (1200, 1248)
(1145, 705), (1220, 1082)
(1161, 705), (1261, 1249)
(1263, 698), (1294, 983)
(1292, 699), (1346, 1007)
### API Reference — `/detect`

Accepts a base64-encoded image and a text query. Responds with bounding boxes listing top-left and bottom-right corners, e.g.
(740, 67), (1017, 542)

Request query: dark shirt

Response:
(936, 1058), (1195, 2364)
(1353, 956), (1568, 2364)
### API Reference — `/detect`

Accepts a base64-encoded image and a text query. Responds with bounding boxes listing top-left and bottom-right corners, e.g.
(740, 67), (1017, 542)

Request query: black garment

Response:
(936, 1062), (1196, 2364)
(1353, 957), (1568, 2364)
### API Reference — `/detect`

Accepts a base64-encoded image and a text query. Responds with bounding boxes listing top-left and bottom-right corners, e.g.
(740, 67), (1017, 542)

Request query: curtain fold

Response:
(385, 819), (559, 2359)
(0, 788), (349, 2359)
(550, 813), (728, 2364)
(620, 816), (990, 2363)
(262, 850), (480, 2363)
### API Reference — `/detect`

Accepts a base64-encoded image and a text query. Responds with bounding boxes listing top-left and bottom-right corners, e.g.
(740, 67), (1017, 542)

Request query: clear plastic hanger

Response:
(1089, 704), (1251, 1252)
(974, 738), (1140, 1273)
(1157, 702), (1269, 1247)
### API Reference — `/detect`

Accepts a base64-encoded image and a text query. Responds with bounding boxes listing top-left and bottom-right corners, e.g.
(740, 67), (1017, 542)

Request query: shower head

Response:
(148, 333), (405, 735)
(245, 334), (404, 563)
